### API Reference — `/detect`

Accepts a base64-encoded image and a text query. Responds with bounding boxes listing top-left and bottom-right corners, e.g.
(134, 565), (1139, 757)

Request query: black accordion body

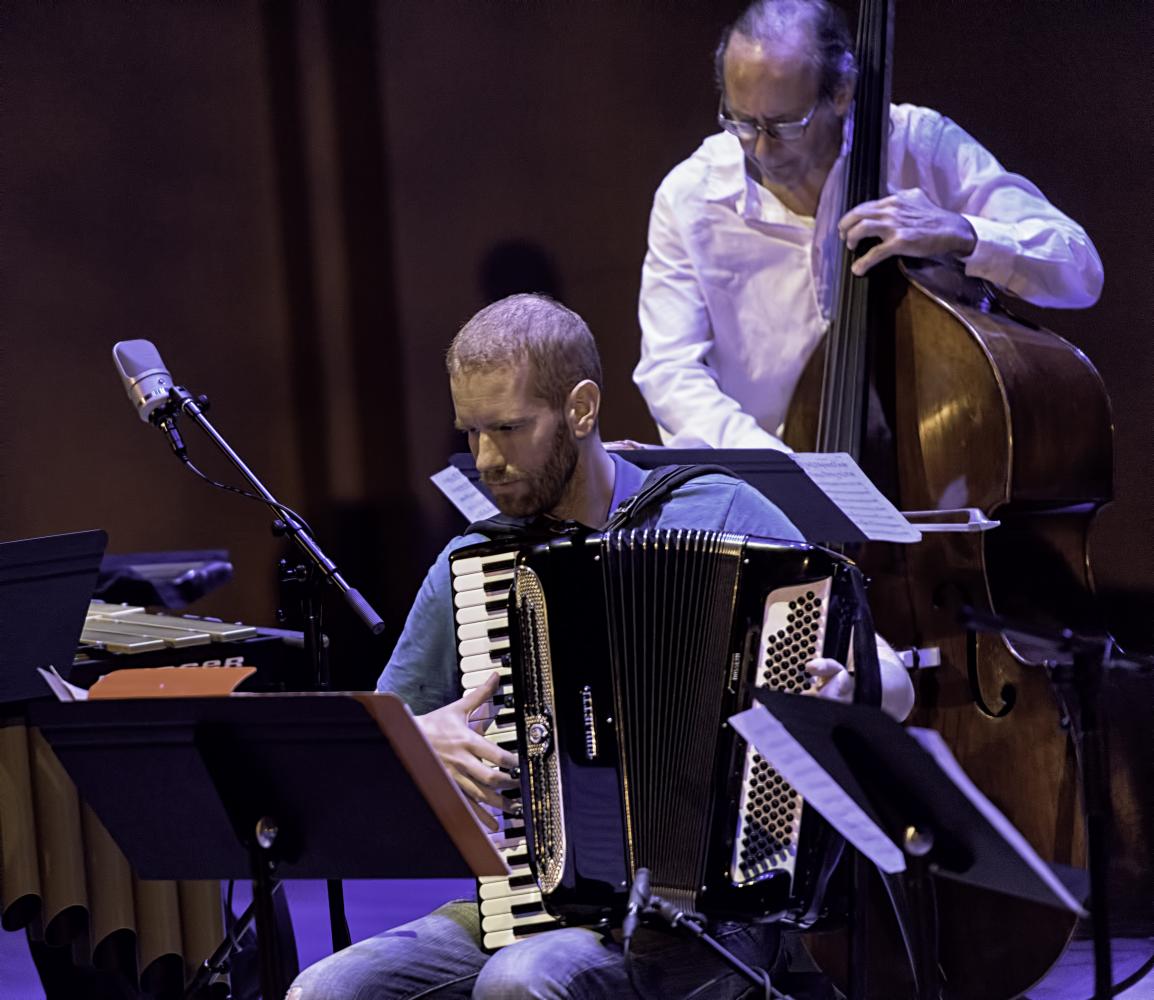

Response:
(450, 527), (878, 949)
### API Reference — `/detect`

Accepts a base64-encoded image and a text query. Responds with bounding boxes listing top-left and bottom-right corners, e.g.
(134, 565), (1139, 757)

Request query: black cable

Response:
(623, 937), (645, 997)
(154, 386), (316, 542)
(1074, 940), (1154, 1000)
(177, 454), (317, 538)
(640, 894), (792, 1000)
(624, 924), (785, 1000)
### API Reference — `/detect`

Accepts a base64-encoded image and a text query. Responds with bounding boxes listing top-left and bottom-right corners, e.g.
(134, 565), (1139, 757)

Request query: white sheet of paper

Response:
(907, 726), (1087, 916)
(431, 465), (500, 524)
(793, 452), (921, 543)
(729, 702), (906, 873)
(37, 665), (88, 702)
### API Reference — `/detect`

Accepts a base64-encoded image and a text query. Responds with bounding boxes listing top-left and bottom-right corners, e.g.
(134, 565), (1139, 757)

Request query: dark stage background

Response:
(2, 1), (1151, 689)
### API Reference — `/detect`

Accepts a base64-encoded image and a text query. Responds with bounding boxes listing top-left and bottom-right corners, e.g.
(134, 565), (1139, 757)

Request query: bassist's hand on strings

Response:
(838, 187), (978, 276)
(415, 670), (519, 831)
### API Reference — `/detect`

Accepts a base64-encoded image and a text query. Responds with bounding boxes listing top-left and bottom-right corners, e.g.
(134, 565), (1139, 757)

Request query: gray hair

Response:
(714, 0), (856, 101)
(446, 294), (603, 410)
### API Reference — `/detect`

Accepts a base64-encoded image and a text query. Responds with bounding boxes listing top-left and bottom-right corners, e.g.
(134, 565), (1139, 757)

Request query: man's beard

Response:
(483, 420), (579, 519)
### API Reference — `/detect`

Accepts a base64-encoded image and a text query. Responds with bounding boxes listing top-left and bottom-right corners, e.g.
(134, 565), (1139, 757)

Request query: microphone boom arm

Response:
(169, 386), (385, 643)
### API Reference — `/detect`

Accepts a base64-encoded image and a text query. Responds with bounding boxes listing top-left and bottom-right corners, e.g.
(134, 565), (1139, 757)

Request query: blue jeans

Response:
(286, 899), (782, 1000)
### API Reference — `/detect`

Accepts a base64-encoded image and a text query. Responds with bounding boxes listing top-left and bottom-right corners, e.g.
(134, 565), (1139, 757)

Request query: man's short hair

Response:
(446, 293), (603, 410)
(714, 0), (856, 101)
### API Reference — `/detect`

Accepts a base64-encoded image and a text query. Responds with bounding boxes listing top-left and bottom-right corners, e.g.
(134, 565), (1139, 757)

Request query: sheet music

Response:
(38, 665), (88, 701)
(730, 702), (906, 874)
(907, 727), (1087, 916)
(793, 452), (921, 543)
(431, 465), (499, 523)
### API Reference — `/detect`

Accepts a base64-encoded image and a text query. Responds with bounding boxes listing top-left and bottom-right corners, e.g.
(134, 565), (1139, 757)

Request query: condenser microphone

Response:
(110, 338), (386, 641)
(112, 339), (180, 423)
(112, 339), (190, 457)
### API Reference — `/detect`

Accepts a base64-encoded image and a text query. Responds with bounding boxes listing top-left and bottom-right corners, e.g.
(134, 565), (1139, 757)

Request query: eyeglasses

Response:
(717, 96), (821, 142)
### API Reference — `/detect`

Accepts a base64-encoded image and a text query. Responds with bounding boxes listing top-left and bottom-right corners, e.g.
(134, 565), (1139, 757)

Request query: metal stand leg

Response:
(1071, 649), (1114, 999)
(847, 850), (868, 1000)
(327, 879), (352, 952)
(902, 829), (941, 1000)
(251, 816), (287, 1000)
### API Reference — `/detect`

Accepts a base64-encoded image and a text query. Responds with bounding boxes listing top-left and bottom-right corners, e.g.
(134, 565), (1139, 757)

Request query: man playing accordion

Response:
(288, 293), (912, 1000)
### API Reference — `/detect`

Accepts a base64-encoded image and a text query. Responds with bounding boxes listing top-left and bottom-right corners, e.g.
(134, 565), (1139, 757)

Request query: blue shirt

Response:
(377, 453), (802, 715)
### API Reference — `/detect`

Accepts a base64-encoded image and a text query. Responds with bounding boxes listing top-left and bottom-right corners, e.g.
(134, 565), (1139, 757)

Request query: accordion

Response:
(451, 527), (878, 948)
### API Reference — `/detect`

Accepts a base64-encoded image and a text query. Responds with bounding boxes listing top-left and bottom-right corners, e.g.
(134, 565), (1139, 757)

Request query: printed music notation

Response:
(431, 465), (500, 524)
(793, 452), (922, 543)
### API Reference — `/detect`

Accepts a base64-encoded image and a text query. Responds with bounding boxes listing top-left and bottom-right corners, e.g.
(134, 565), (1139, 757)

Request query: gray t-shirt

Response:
(377, 453), (802, 715)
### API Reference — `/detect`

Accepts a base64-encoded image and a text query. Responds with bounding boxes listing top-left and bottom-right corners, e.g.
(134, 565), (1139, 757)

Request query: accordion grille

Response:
(731, 579), (831, 884)
(601, 529), (744, 908)
(512, 565), (566, 893)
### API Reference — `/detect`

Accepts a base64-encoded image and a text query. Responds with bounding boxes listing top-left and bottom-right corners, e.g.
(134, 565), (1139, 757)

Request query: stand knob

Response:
(903, 825), (934, 857)
(256, 816), (279, 850)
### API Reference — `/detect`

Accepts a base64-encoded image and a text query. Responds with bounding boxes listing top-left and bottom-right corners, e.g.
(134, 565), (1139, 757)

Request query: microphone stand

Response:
(962, 608), (1154, 1000)
(164, 386), (385, 647)
(274, 554), (353, 955)
(622, 866), (778, 1000)
(161, 384), (380, 965)
(644, 895), (775, 998)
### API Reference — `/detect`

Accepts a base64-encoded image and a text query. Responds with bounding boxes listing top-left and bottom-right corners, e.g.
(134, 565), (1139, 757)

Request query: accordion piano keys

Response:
(452, 542), (565, 950)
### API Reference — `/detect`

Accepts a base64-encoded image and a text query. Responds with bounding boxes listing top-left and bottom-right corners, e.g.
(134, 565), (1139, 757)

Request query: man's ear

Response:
(566, 380), (601, 439)
(831, 75), (855, 117)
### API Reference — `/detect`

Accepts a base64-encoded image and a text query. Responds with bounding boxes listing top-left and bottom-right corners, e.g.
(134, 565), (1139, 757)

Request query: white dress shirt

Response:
(634, 104), (1104, 449)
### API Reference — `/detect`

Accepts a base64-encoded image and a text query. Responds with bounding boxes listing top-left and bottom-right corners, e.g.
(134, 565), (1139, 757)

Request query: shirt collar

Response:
(607, 453), (647, 520)
(703, 132), (753, 205)
(704, 112), (856, 223)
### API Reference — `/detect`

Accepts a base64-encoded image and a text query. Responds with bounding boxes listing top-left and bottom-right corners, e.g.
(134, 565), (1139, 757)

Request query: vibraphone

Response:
(70, 602), (306, 688)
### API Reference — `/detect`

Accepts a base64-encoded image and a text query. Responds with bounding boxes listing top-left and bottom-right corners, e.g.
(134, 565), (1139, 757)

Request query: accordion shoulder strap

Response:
(604, 463), (736, 531)
(847, 566), (883, 709)
(462, 513), (581, 544)
(464, 463), (737, 540)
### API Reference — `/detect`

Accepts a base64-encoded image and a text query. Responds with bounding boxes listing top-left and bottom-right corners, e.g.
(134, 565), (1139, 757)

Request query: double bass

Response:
(782, 1), (1113, 996)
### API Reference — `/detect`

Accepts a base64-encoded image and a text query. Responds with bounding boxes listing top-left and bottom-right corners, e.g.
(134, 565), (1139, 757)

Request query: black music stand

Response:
(31, 691), (508, 1000)
(731, 691), (1086, 1000)
(0, 529), (107, 702)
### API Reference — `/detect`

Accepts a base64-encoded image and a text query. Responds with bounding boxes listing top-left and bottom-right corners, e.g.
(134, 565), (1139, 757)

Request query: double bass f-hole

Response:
(931, 579), (1016, 719)
(965, 627), (1015, 719)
